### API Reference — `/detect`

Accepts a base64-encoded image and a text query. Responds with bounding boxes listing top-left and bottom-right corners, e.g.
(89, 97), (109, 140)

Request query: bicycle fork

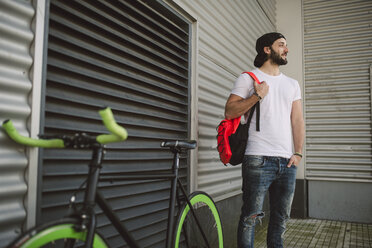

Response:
(81, 145), (141, 248)
(81, 145), (104, 248)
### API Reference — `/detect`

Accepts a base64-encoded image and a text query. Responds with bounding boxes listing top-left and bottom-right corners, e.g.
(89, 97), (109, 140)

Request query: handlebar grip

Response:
(96, 107), (128, 144)
(2, 107), (128, 148)
(2, 120), (65, 148)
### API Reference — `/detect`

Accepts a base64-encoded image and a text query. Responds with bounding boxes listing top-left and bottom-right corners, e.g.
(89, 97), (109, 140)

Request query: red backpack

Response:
(216, 72), (261, 165)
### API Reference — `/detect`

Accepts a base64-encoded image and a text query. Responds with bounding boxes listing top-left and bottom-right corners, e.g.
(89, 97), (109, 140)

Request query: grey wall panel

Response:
(303, 0), (372, 222)
(0, 0), (35, 246)
(175, 0), (275, 200)
(308, 180), (372, 223)
(258, 0), (276, 27)
(40, 1), (190, 247)
(198, 55), (242, 199)
(303, 0), (372, 182)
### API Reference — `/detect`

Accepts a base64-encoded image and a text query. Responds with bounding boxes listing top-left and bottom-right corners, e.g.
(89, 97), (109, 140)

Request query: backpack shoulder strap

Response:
(242, 71), (260, 131)
(243, 71), (261, 85)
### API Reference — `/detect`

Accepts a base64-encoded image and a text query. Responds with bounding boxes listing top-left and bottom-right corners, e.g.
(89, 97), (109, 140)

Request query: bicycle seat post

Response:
(160, 140), (197, 248)
(166, 147), (180, 248)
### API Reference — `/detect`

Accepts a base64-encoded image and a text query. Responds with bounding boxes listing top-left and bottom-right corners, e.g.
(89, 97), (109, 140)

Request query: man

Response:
(224, 32), (305, 248)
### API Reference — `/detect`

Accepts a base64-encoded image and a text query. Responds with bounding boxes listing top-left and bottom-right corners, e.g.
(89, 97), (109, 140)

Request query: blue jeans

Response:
(237, 155), (297, 248)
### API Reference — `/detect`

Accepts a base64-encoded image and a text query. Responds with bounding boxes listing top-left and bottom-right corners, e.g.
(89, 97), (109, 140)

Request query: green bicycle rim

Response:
(174, 192), (223, 248)
(21, 223), (108, 248)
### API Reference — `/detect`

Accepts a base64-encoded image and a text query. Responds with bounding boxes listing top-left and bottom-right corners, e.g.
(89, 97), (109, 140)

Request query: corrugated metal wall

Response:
(303, 0), (372, 182)
(0, 0), (35, 246)
(39, 1), (190, 247)
(258, 0), (276, 27)
(174, 0), (276, 201)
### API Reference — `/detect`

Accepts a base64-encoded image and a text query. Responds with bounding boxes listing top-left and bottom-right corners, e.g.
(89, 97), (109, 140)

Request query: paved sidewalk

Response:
(255, 218), (372, 248)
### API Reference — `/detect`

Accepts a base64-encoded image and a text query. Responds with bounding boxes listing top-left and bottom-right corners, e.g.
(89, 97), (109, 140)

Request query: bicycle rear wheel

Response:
(6, 217), (108, 248)
(174, 191), (223, 248)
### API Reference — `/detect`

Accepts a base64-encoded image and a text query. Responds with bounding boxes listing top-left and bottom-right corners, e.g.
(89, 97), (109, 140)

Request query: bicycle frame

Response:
(3, 109), (214, 248)
(79, 144), (190, 248)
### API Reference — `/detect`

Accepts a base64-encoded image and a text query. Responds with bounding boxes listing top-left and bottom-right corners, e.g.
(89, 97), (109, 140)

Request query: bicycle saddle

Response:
(161, 140), (197, 150)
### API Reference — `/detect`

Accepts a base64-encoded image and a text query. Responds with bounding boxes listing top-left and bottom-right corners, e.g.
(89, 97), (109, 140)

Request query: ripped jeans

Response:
(237, 155), (297, 248)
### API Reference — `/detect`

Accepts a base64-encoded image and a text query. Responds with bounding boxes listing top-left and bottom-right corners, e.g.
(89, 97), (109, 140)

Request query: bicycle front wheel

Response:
(7, 217), (108, 248)
(174, 191), (223, 248)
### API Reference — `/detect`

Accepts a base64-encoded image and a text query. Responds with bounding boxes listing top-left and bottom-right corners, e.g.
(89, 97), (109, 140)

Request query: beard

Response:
(269, 47), (288, 65)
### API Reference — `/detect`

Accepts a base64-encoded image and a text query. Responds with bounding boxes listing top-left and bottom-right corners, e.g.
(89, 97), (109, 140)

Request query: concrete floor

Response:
(254, 218), (372, 248)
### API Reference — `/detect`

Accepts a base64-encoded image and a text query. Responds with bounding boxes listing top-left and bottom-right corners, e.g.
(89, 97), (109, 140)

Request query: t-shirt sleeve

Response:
(231, 73), (255, 99)
(293, 81), (302, 101)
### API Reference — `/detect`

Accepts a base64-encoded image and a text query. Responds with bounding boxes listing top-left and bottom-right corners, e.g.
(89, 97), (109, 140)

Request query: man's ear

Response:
(263, 46), (271, 55)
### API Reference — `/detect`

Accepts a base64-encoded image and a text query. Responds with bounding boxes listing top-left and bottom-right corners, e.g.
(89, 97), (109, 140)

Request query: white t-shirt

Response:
(231, 68), (301, 158)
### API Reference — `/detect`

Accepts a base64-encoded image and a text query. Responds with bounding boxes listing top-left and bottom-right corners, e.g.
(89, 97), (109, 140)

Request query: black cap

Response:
(254, 32), (286, 67)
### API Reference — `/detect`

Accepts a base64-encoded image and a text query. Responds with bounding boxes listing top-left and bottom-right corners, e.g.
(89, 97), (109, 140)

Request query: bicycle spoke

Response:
(64, 238), (77, 247)
(175, 192), (223, 248)
(183, 204), (219, 247)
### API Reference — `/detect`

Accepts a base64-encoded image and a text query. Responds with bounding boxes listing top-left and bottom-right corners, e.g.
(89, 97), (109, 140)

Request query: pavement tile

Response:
(254, 219), (372, 248)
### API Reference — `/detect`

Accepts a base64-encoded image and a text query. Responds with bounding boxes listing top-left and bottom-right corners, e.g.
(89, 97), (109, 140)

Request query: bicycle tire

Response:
(6, 217), (108, 248)
(174, 191), (223, 248)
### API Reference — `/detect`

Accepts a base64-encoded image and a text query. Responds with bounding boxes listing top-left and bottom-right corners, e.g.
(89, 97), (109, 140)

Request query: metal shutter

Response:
(0, 1), (34, 246)
(174, 0), (276, 201)
(304, 0), (372, 182)
(40, 1), (190, 247)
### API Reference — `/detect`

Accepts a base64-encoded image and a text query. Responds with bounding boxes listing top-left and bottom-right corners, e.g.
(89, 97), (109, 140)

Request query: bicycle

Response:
(3, 107), (223, 248)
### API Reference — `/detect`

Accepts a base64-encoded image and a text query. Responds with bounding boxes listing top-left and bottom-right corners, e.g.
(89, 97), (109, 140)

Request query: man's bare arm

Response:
(224, 94), (260, 120)
(287, 99), (305, 167)
(291, 99), (305, 154)
(224, 80), (269, 120)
